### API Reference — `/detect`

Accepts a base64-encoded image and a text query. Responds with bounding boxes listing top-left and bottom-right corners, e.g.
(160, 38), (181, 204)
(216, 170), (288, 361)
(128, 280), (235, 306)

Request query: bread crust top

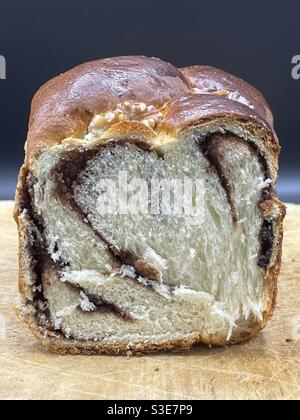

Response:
(26, 56), (278, 162)
(181, 65), (274, 126)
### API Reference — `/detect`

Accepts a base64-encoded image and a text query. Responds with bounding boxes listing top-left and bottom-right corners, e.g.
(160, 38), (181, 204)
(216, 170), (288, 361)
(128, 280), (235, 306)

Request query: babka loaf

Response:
(14, 56), (285, 354)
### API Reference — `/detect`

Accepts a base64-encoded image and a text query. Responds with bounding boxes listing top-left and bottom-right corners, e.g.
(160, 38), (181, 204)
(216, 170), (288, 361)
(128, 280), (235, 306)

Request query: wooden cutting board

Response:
(0, 201), (299, 400)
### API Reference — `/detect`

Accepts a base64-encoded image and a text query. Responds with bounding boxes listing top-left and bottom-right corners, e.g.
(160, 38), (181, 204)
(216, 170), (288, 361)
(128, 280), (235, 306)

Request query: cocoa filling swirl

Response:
(24, 134), (275, 330)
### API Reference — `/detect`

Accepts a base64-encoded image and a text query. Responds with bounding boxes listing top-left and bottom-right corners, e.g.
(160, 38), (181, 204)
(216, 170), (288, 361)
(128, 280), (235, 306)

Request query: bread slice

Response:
(14, 56), (285, 355)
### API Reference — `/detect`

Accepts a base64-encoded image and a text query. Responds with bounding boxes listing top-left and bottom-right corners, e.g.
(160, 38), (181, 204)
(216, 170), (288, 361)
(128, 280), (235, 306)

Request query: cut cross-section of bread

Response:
(14, 56), (285, 355)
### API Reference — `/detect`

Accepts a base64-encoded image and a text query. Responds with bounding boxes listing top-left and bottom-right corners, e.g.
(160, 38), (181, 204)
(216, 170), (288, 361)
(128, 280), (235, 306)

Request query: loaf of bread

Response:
(14, 56), (285, 354)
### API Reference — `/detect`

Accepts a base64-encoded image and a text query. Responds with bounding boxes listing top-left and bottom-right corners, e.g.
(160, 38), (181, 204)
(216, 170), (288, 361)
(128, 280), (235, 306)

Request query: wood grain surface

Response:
(0, 201), (299, 400)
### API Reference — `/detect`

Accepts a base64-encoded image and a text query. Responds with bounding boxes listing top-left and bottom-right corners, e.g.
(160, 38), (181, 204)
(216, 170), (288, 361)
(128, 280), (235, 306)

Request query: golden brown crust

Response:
(14, 304), (266, 355)
(181, 65), (274, 126)
(15, 55), (285, 354)
(25, 56), (277, 164)
(26, 56), (191, 159)
(163, 94), (275, 138)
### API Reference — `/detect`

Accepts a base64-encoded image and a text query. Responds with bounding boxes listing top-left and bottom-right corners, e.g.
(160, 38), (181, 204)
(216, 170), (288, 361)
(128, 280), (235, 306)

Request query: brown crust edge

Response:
(14, 303), (270, 356)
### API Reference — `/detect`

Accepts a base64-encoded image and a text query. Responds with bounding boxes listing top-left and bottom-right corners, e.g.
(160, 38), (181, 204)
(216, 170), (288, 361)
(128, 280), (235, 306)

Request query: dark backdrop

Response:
(0, 0), (299, 201)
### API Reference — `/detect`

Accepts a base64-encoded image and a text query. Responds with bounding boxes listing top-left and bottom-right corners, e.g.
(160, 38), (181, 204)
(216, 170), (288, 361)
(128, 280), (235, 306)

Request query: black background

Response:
(0, 0), (299, 201)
